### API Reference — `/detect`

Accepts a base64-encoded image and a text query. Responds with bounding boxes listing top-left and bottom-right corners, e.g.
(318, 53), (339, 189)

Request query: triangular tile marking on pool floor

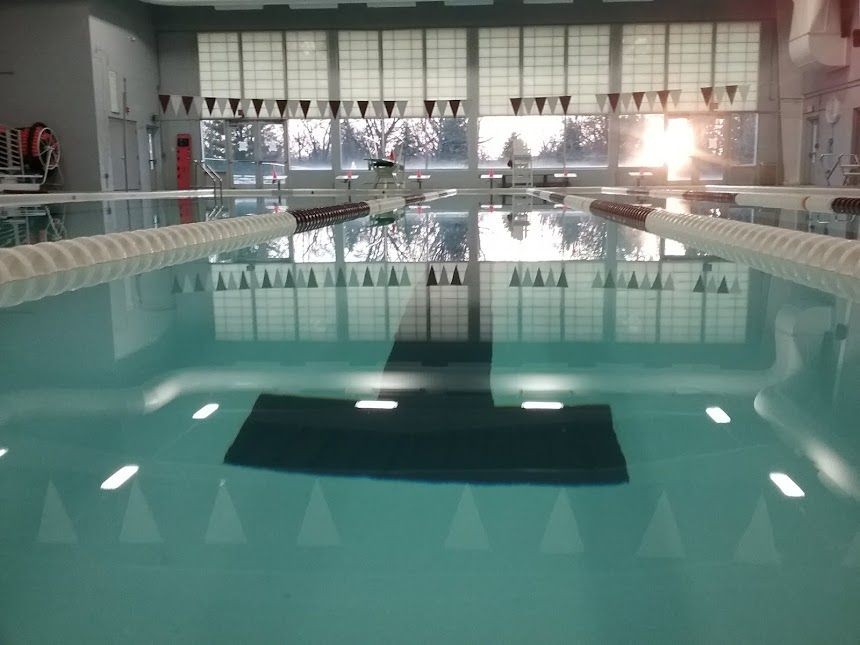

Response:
(842, 531), (860, 567)
(445, 485), (489, 551)
(205, 484), (246, 544)
(37, 481), (77, 544)
(540, 490), (584, 555)
(297, 480), (340, 547)
(120, 481), (163, 544)
(636, 492), (684, 559)
(734, 497), (779, 564)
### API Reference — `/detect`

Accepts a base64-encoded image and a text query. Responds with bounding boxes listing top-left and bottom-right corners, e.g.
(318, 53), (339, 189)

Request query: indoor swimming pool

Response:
(0, 191), (858, 643)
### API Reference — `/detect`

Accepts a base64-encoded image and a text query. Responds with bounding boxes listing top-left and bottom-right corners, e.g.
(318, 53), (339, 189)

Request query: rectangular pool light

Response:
(100, 465), (139, 491)
(769, 472), (805, 498)
(355, 400), (398, 410)
(0, 448), (7, 458)
(521, 401), (564, 410)
(193, 403), (220, 420)
(705, 406), (731, 424)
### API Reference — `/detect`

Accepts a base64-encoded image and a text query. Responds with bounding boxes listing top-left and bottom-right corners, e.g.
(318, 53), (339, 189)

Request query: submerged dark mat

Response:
(225, 393), (628, 485)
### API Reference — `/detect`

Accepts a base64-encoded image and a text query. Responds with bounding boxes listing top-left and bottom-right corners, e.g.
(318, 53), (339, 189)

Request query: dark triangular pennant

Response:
(427, 267), (438, 286)
(693, 275), (705, 293)
(450, 266), (462, 286)
(657, 90), (671, 111)
(239, 273), (249, 290)
(627, 273), (638, 289)
(204, 96), (217, 115)
(384, 100), (396, 118)
(717, 277), (729, 294)
(181, 95), (194, 114)
(533, 269), (545, 287)
(632, 92), (645, 111)
(284, 270), (295, 288)
(171, 277), (182, 294)
(449, 99), (461, 117)
(424, 100), (435, 117)
(556, 270), (568, 288)
(592, 271), (603, 288)
(604, 271), (615, 289)
(725, 85), (738, 104)
(336, 268), (347, 287)
(159, 94), (171, 113)
(229, 98), (240, 116)
(216, 274), (227, 291)
(358, 101), (370, 118)
(306, 269), (318, 288)
(534, 97), (547, 115)
(700, 87), (714, 107)
(299, 100), (311, 118)
(252, 98), (264, 116)
(328, 100), (341, 118)
(559, 95), (571, 114)
(363, 268), (374, 287)
(651, 274), (663, 290)
(276, 99), (288, 117)
(509, 268), (521, 287)
(262, 271), (272, 288)
(510, 97), (522, 115)
(607, 93), (620, 112)
(388, 268), (399, 286)
(195, 275), (205, 292)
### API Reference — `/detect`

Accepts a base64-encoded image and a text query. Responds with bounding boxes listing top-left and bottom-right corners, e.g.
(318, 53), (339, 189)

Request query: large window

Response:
(200, 120), (227, 172)
(241, 32), (285, 99)
(567, 26), (610, 113)
(426, 29), (468, 100)
(338, 31), (381, 101)
(715, 22), (760, 110)
(340, 118), (467, 170)
(288, 120), (332, 170)
(286, 31), (329, 99)
(479, 116), (608, 168)
(198, 33), (241, 96)
(382, 30), (424, 117)
(619, 114), (667, 167)
(668, 23), (713, 112)
(479, 28), (520, 116)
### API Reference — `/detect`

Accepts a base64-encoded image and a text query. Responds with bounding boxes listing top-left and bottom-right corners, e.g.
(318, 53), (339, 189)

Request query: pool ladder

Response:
(821, 153), (860, 186)
(195, 160), (224, 203)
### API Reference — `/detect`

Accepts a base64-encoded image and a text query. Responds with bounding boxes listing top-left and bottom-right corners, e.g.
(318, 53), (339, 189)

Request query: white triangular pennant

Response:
(341, 100), (354, 117)
(637, 493), (684, 558)
(445, 485), (488, 551)
(620, 92), (632, 112)
(522, 97), (535, 115)
(316, 99), (329, 118)
(216, 97), (229, 118)
(372, 100), (385, 118)
(37, 481), (77, 543)
(596, 94), (608, 113)
(714, 86), (726, 103)
(240, 98), (254, 117)
(435, 99), (448, 117)
(205, 484), (246, 544)
(287, 100), (300, 118)
(264, 99), (278, 119)
(546, 96), (559, 115)
(669, 89), (681, 107)
(297, 480), (340, 546)
(540, 490), (584, 554)
(120, 481), (163, 543)
(735, 497), (779, 564)
(396, 100), (408, 117)
(739, 84), (750, 102)
(646, 91), (658, 110)
(169, 94), (182, 116)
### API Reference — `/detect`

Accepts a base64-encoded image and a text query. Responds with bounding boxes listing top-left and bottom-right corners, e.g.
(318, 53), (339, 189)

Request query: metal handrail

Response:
(196, 160), (223, 202)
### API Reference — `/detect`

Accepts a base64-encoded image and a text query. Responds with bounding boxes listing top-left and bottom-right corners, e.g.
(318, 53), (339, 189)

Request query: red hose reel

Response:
(0, 122), (62, 174)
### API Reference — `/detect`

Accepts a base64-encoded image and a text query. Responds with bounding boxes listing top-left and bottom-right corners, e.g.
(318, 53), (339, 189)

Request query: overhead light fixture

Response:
(0, 448), (7, 458)
(100, 465), (139, 491)
(355, 400), (398, 410)
(193, 403), (220, 420)
(521, 401), (564, 410)
(705, 406), (731, 424)
(769, 472), (805, 498)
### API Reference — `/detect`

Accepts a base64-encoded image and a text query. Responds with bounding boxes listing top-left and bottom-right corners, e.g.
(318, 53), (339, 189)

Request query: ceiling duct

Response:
(789, 0), (849, 70)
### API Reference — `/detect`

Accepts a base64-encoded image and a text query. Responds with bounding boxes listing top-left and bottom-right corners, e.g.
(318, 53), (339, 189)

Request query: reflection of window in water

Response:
(343, 212), (469, 263)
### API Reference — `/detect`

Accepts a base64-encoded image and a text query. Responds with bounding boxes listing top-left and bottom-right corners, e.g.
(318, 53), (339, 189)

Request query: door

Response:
(803, 117), (820, 185)
(228, 121), (257, 187)
(109, 117), (141, 191)
(227, 121), (286, 187)
(259, 122), (286, 185)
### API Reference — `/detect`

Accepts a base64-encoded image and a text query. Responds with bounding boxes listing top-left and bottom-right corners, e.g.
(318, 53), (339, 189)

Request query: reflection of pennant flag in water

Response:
(363, 268), (374, 287)
(450, 266), (462, 286)
(707, 276), (718, 293)
(336, 268), (346, 287)
(540, 490), (584, 554)
(384, 100), (396, 118)
(159, 94), (171, 113)
(182, 95), (195, 115)
(522, 269), (533, 288)
(307, 269), (318, 288)
(730, 277), (741, 294)
(357, 100), (369, 118)
(171, 277), (182, 294)
(717, 277), (729, 294)
(559, 95), (571, 114)
(424, 100), (435, 117)
(445, 486), (489, 551)
(592, 271), (603, 288)
(38, 481), (77, 544)
(299, 100), (311, 118)
(547, 96), (559, 114)
(439, 266), (449, 286)
(640, 272), (650, 290)
(388, 268), (399, 287)
(216, 274), (227, 291)
(448, 99), (461, 116)
(264, 99), (277, 118)
(556, 270), (568, 288)
(316, 100), (329, 117)
(324, 269), (334, 287)
(240, 98), (254, 116)
(534, 97), (547, 115)
(195, 274), (206, 292)
(522, 97), (535, 114)
(204, 96), (217, 116)
(714, 86), (726, 103)
(120, 482), (163, 544)
(693, 275), (705, 292)
(651, 273), (663, 290)
(427, 267), (438, 286)
(252, 98), (264, 117)
(545, 268), (555, 287)
(596, 94), (608, 113)
(632, 91), (646, 111)
(205, 485), (246, 544)
(637, 493), (684, 559)
(261, 271), (272, 288)
(735, 497), (779, 564)
(328, 100), (341, 118)
(627, 273), (639, 289)
(646, 90), (658, 110)
(229, 98), (240, 116)
(607, 93), (620, 112)
(725, 84), (738, 104)
(169, 94), (183, 115)
(510, 97), (522, 115)
(284, 270), (295, 288)
(657, 89), (671, 111)
(376, 266), (387, 287)
(700, 86), (714, 107)
(298, 480), (340, 547)
(227, 274), (238, 290)
(295, 270), (307, 289)
(239, 273), (249, 290)
(664, 274), (674, 290)
(533, 268), (545, 287)
(620, 93), (632, 111)
(604, 271), (615, 289)
(509, 268), (520, 287)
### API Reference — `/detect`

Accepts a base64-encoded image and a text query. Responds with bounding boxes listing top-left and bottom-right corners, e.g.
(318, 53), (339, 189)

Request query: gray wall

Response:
(0, 0), (100, 191)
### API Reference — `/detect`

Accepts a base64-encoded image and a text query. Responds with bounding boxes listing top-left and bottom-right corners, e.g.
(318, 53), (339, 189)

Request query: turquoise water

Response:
(0, 195), (858, 643)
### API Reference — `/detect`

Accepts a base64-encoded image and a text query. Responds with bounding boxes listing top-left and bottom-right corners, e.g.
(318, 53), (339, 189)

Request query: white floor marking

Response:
(120, 481), (163, 544)
(637, 492), (684, 559)
(37, 481), (77, 544)
(445, 485), (489, 551)
(540, 489), (584, 554)
(297, 479), (340, 547)
(205, 484), (246, 544)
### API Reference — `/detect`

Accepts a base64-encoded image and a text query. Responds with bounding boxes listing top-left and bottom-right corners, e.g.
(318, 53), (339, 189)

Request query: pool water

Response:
(0, 194), (858, 644)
